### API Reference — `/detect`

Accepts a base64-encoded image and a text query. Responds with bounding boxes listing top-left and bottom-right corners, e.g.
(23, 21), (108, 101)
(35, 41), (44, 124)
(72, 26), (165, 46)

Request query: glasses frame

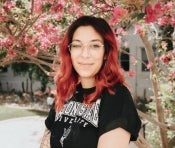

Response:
(68, 40), (104, 55)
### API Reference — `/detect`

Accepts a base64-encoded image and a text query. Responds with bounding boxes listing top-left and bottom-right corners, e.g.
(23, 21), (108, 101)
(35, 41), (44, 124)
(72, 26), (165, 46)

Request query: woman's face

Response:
(70, 26), (105, 84)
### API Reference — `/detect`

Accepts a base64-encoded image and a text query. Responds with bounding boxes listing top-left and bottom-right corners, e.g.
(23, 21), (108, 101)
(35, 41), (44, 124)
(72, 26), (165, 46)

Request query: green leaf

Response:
(131, 12), (145, 20)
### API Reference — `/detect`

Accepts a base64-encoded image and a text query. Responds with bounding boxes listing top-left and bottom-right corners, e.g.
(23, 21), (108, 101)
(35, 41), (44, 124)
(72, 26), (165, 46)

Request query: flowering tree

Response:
(0, 0), (175, 147)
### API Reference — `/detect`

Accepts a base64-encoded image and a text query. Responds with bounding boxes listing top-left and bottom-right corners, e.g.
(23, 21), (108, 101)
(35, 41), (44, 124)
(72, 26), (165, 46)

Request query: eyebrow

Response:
(72, 39), (103, 43)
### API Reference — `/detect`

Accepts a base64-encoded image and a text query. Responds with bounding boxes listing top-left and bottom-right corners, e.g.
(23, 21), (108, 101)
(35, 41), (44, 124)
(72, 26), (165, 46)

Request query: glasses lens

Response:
(69, 41), (104, 54)
(89, 41), (103, 50)
(69, 42), (82, 53)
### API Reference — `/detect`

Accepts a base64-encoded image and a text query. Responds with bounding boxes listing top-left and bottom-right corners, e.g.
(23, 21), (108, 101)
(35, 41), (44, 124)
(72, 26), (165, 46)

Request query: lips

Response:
(78, 62), (93, 66)
(76, 62), (94, 69)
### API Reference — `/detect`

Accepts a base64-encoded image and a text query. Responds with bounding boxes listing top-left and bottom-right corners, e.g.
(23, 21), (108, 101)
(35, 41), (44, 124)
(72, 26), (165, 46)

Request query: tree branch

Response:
(138, 110), (175, 131)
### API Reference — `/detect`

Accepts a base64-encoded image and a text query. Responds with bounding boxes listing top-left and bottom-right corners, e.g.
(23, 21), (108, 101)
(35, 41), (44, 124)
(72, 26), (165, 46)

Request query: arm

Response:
(40, 128), (51, 148)
(97, 127), (130, 148)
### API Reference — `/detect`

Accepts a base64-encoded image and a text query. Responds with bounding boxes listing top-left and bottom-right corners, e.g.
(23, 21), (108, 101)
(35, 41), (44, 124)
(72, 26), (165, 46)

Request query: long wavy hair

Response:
(54, 16), (125, 111)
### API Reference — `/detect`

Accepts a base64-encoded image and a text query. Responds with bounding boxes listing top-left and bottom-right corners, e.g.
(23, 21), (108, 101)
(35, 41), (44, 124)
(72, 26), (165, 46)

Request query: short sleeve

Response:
(98, 84), (141, 141)
(45, 105), (56, 130)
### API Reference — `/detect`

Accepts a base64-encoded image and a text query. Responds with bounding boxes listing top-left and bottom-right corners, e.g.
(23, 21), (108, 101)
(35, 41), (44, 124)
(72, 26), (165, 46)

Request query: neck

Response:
(80, 77), (95, 88)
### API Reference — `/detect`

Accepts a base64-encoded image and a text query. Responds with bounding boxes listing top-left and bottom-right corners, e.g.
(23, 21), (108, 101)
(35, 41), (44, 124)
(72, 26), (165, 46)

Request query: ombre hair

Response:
(54, 16), (125, 111)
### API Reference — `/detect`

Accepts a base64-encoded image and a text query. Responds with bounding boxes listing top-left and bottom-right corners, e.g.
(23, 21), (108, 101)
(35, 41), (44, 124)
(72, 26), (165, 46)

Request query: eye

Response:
(90, 42), (103, 49)
(71, 43), (82, 48)
(92, 44), (101, 48)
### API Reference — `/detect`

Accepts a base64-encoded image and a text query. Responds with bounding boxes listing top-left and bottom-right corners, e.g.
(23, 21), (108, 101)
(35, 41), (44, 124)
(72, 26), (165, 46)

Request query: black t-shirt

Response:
(45, 83), (141, 148)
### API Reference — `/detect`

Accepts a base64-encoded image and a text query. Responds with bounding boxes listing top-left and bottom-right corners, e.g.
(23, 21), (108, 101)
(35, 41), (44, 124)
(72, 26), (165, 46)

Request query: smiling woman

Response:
(40, 16), (141, 148)
(70, 26), (105, 87)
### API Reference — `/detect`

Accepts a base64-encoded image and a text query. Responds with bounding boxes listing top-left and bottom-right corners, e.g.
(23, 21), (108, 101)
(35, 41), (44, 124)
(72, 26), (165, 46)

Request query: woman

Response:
(40, 15), (141, 148)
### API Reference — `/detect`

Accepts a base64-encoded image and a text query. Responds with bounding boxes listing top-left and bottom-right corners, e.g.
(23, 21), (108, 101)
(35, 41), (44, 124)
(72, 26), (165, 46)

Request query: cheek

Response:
(70, 55), (79, 72)
(96, 57), (105, 71)
(98, 51), (105, 63)
(92, 52), (105, 72)
(70, 55), (76, 66)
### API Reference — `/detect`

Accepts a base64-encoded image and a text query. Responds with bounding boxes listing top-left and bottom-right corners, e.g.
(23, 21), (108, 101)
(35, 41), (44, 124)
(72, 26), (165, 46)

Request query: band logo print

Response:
(55, 99), (101, 127)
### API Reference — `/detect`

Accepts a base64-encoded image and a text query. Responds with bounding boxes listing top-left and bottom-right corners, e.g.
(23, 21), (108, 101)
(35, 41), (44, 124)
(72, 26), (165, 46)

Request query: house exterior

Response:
(121, 26), (153, 99)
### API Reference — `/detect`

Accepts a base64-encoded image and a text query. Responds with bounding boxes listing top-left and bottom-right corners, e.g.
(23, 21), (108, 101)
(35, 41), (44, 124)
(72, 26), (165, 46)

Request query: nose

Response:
(81, 46), (90, 58)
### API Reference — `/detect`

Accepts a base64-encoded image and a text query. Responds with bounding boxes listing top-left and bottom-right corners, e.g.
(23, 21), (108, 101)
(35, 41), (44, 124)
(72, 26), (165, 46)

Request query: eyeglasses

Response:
(68, 40), (104, 55)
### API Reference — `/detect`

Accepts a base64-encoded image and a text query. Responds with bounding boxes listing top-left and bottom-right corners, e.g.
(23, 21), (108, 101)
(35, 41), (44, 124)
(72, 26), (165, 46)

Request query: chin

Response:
(78, 73), (94, 78)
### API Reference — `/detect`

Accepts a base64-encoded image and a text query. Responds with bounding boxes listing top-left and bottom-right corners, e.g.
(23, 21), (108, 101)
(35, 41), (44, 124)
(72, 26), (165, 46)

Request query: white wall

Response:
(124, 26), (153, 99)
(0, 66), (41, 92)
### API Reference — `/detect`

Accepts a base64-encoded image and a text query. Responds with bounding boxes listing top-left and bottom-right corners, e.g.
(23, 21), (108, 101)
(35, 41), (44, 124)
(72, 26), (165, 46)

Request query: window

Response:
(0, 66), (8, 73)
(141, 47), (149, 71)
(120, 48), (129, 71)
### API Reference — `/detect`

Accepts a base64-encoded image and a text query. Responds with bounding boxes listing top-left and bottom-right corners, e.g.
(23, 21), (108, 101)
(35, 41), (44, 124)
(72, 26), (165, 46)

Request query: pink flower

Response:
(134, 24), (145, 36)
(128, 70), (136, 77)
(93, 3), (109, 11)
(24, 35), (36, 46)
(50, 35), (60, 44)
(71, 0), (80, 4)
(124, 41), (129, 47)
(33, 24), (42, 32)
(145, 4), (156, 23)
(154, 57), (159, 62)
(52, 13), (65, 21)
(156, 1), (175, 27)
(109, 7), (128, 25)
(92, 0), (97, 4)
(158, 16), (170, 26)
(146, 62), (153, 69)
(168, 71), (175, 82)
(67, 3), (80, 14)
(145, 3), (163, 23)
(154, 3), (163, 17)
(164, 109), (171, 114)
(40, 36), (51, 51)
(160, 53), (172, 63)
(109, 17), (117, 26)
(41, 23), (58, 34)
(2, 1), (15, 13)
(50, 3), (64, 13)
(115, 27), (127, 36)
(41, 23), (50, 34)
(1, 35), (14, 47)
(7, 50), (16, 58)
(131, 56), (137, 65)
(26, 45), (38, 56)
(113, 7), (128, 19)
(164, 1), (173, 10)
(33, 0), (42, 14)
(0, 14), (7, 22)
(76, 11), (84, 18)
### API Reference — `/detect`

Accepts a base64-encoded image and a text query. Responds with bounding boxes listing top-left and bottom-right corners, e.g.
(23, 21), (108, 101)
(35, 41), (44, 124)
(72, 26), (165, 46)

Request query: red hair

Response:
(54, 16), (125, 111)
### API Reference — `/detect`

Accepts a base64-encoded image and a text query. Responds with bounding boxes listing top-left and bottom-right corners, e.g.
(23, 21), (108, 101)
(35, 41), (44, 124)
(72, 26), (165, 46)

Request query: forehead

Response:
(72, 26), (103, 42)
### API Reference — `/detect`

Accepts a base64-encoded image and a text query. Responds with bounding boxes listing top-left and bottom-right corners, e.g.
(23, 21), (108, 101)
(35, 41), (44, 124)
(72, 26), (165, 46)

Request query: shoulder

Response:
(101, 83), (132, 105)
(99, 83), (141, 141)
(112, 83), (131, 95)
